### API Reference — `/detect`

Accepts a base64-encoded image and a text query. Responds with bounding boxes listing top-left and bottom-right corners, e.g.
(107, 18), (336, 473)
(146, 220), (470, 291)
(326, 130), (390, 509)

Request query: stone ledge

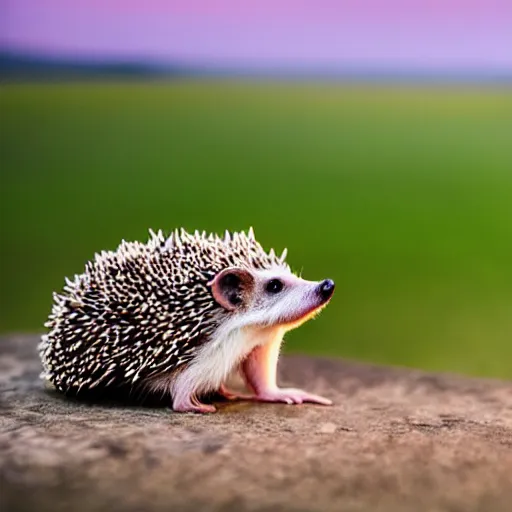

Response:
(1, 335), (512, 512)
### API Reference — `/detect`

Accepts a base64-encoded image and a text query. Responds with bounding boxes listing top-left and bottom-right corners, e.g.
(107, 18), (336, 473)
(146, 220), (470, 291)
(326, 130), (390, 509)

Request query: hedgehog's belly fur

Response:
(145, 325), (284, 403)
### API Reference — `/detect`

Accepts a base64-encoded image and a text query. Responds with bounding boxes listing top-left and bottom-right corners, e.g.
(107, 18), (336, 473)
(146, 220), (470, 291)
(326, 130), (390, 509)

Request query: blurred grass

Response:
(1, 80), (512, 378)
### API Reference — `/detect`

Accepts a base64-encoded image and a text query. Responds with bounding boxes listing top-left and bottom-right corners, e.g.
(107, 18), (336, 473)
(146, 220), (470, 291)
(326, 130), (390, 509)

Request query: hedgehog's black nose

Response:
(318, 279), (335, 301)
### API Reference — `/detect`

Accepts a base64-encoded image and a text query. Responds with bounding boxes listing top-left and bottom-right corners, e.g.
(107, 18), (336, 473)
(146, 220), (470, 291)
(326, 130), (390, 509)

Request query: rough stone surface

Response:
(1, 335), (512, 512)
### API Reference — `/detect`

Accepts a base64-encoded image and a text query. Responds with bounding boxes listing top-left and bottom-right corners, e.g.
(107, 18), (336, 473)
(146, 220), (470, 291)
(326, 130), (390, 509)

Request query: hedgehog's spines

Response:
(163, 232), (174, 252)
(179, 227), (188, 241)
(174, 228), (181, 247)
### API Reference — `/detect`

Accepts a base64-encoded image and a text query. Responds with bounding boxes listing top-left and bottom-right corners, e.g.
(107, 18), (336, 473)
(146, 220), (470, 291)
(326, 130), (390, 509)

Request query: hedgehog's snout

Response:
(317, 279), (335, 302)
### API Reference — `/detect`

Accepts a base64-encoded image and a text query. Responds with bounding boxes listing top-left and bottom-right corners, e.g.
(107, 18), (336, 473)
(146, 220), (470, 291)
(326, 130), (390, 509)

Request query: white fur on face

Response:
(245, 267), (326, 328)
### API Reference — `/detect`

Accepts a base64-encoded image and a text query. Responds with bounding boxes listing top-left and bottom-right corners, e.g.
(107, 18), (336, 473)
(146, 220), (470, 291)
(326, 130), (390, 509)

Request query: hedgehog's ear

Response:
(209, 267), (255, 311)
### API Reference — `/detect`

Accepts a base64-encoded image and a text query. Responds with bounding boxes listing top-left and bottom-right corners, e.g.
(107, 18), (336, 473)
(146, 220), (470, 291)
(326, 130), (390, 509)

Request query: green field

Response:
(1, 81), (512, 378)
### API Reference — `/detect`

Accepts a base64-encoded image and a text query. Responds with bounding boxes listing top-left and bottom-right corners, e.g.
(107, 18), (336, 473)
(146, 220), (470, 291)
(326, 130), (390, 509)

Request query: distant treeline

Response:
(0, 51), (184, 80)
(1, 50), (511, 84)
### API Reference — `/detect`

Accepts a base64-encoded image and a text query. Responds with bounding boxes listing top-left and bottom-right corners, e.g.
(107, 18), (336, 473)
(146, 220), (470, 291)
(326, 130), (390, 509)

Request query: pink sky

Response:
(2, 0), (511, 71)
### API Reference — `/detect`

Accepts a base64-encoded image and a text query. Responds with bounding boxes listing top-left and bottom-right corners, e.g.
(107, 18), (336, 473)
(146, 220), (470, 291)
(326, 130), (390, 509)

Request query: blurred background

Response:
(1, 1), (511, 379)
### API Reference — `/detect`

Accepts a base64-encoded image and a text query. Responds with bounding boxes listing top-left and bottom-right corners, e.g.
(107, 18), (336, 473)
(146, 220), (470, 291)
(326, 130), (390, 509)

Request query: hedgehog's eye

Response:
(266, 279), (284, 294)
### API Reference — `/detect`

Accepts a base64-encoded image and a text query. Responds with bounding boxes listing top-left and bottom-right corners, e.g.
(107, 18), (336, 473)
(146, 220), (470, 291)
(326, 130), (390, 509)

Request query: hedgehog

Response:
(39, 228), (336, 413)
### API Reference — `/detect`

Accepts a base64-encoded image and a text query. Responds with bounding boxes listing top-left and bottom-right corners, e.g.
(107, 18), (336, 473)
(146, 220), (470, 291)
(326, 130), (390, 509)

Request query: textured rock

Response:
(1, 335), (512, 512)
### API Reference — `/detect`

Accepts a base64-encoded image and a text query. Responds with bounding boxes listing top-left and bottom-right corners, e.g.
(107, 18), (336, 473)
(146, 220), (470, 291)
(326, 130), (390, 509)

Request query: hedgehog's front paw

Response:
(253, 387), (332, 406)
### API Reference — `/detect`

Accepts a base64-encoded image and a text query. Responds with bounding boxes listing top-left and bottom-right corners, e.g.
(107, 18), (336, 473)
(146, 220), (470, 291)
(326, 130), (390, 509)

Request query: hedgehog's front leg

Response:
(241, 338), (332, 406)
